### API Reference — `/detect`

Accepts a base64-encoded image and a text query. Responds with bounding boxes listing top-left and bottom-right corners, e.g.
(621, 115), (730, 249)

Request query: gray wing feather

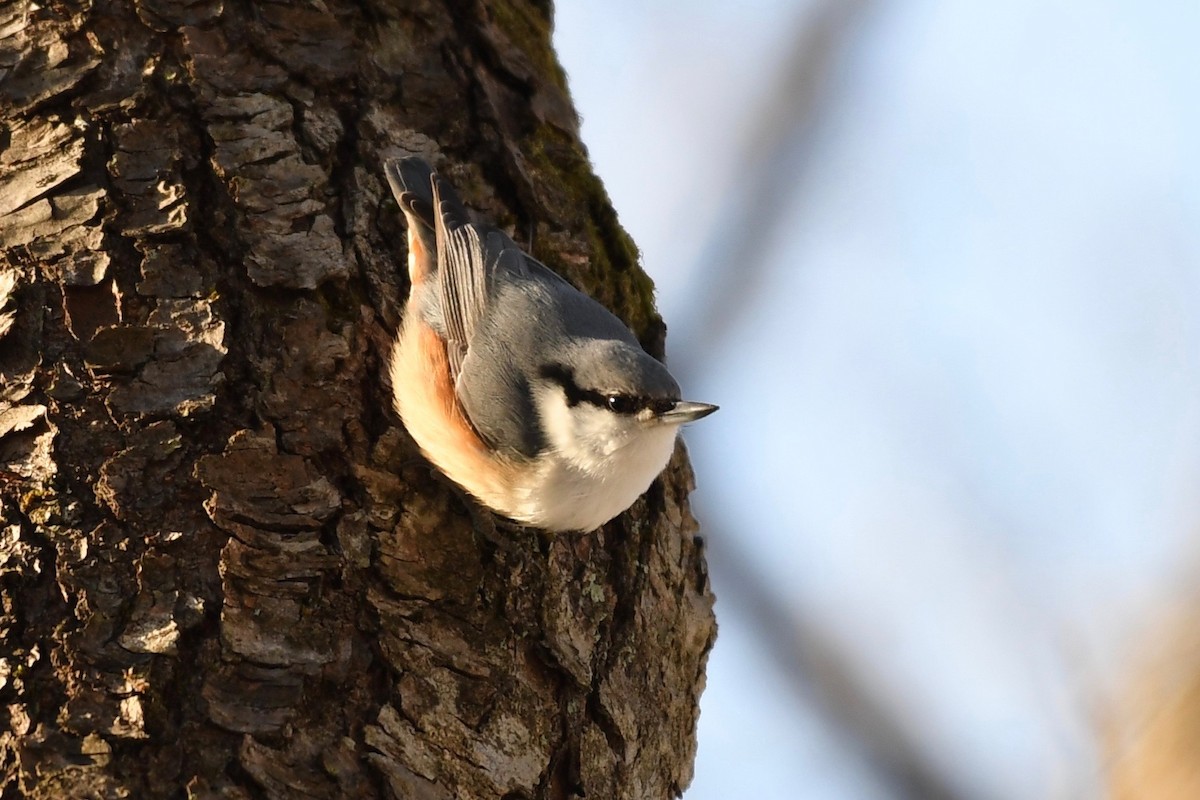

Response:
(437, 225), (489, 380)
(430, 171), (496, 384)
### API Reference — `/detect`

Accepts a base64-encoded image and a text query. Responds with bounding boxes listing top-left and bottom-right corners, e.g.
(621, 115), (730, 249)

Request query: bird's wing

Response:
(431, 172), (500, 382)
(387, 158), (577, 457)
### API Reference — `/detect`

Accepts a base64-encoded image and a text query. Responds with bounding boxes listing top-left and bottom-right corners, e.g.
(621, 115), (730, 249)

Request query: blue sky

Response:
(556, 3), (1200, 798)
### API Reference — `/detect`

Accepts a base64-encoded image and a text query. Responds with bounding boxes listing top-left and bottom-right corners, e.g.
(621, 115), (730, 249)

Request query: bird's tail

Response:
(384, 157), (440, 284)
(383, 157), (473, 285)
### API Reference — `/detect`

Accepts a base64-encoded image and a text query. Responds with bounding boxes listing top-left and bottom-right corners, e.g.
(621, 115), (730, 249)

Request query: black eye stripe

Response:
(539, 363), (678, 415)
(539, 364), (583, 406)
(650, 398), (676, 415)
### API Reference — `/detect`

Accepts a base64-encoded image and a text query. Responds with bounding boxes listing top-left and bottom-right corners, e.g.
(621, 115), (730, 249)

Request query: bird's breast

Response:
(516, 424), (679, 532)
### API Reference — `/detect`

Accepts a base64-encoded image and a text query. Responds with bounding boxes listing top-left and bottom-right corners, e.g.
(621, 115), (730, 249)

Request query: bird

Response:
(384, 157), (717, 532)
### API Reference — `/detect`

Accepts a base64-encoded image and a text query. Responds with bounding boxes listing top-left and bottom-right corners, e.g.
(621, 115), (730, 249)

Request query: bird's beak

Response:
(659, 400), (719, 425)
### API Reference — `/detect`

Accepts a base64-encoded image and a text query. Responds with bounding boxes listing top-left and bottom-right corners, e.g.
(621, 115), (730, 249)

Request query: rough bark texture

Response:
(0, 2), (717, 798)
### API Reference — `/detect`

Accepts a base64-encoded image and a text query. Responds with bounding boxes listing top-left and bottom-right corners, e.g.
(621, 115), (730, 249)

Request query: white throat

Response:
(516, 387), (680, 531)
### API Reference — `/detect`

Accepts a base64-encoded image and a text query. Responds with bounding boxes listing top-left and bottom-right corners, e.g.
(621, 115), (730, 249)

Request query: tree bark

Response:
(0, 2), (716, 798)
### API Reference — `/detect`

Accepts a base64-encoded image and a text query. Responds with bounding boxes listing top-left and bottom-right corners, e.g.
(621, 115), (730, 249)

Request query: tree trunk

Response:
(0, 2), (716, 798)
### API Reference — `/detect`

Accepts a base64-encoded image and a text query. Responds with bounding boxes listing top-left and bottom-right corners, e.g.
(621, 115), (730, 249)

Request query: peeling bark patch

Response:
(197, 429), (347, 733)
(189, 70), (347, 288)
(372, 488), (484, 604)
(219, 536), (339, 665)
(0, 2), (102, 113)
(0, 269), (16, 339)
(101, 300), (228, 417)
(1, 185), (109, 286)
(0, 114), (110, 284)
(0, 518), (41, 579)
(111, 119), (193, 237)
(0, 119), (84, 216)
(0, 402), (45, 439)
(373, 703), (443, 779)
(364, 699), (560, 800)
(0, 402), (53, 481)
(198, 429), (341, 526)
(181, 22), (347, 289)
(470, 712), (546, 792)
(107, 342), (225, 416)
(201, 663), (303, 735)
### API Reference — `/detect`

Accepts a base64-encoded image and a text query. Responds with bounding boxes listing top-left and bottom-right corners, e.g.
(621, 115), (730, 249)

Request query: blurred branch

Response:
(672, 0), (872, 377)
(675, 2), (979, 797)
(706, 534), (976, 800)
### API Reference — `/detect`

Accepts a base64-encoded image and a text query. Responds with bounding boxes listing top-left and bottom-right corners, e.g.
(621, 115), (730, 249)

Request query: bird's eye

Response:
(606, 394), (638, 414)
